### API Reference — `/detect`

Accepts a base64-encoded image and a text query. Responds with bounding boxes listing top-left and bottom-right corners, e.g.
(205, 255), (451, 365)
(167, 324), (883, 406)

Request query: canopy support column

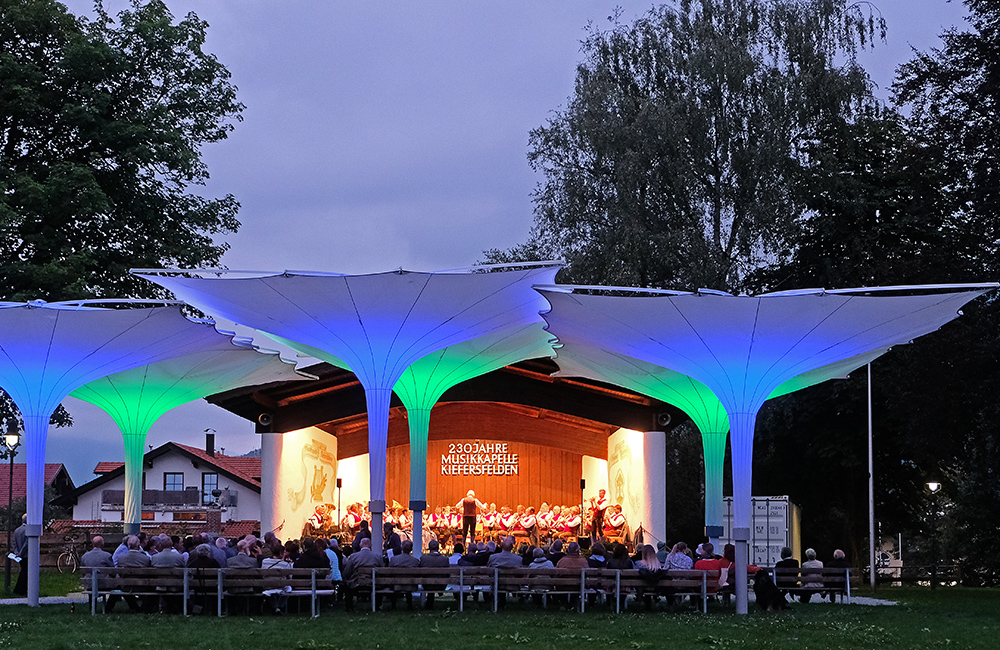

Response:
(729, 409), (761, 616)
(702, 430), (728, 546)
(122, 430), (152, 535)
(407, 408), (431, 555)
(365, 387), (392, 549)
(23, 414), (49, 607)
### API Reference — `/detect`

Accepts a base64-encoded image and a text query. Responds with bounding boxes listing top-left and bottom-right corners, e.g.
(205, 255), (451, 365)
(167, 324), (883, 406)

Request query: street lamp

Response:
(2, 429), (22, 593)
(926, 481), (942, 590)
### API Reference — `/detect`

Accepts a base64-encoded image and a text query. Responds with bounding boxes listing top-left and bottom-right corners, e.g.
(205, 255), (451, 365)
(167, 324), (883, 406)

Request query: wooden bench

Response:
(83, 567), (335, 617)
(616, 569), (723, 613)
(83, 565), (730, 615)
(494, 567), (589, 611)
(351, 566), (495, 612)
(772, 567), (860, 603)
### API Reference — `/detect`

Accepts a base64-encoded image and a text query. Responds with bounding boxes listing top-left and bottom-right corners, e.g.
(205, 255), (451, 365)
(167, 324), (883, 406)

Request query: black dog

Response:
(753, 569), (790, 611)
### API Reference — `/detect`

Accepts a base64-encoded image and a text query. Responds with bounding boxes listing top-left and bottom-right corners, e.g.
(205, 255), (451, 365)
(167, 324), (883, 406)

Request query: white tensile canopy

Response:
(0, 301), (248, 605)
(537, 284), (996, 614)
(71, 341), (315, 534)
(133, 264), (561, 542)
(549, 340), (887, 546)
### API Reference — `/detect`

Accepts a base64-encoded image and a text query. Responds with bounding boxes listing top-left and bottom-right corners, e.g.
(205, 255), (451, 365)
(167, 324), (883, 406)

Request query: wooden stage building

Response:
(210, 358), (683, 539)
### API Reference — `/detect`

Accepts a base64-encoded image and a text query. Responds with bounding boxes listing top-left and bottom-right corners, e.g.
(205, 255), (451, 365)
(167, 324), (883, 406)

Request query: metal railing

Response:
(100, 488), (238, 508)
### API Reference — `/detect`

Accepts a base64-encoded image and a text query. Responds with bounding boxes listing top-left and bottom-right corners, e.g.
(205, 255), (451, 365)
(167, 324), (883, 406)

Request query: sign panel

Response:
(439, 441), (519, 476)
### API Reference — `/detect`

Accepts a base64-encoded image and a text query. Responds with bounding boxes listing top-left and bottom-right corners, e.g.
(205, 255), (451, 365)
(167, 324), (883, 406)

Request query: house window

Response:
(164, 472), (184, 491)
(202, 473), (218, 504)
(173, 512), (206, 522)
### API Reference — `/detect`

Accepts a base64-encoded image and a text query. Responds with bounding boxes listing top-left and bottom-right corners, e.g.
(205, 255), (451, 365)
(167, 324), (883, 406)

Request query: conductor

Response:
(456, 490), (487, 544)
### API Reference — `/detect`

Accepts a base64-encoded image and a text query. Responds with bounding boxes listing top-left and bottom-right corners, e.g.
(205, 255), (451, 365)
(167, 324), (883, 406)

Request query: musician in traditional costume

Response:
(559, 506), (583, 540)
(589, 489), (609, 538)
(497, 506), (514, 535)
(604, 504), (626, 537)
(521, 506), (539, 547)
(480, 503), (498, 541)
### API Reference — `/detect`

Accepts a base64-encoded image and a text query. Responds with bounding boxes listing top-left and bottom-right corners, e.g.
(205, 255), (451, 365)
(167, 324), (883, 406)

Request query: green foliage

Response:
(491, 0), (884, 291)
(893, 0), (1000, 279)
(0, 0), (243, 432)
(0, 0), (243, 302)
(0, 485), (70, 530)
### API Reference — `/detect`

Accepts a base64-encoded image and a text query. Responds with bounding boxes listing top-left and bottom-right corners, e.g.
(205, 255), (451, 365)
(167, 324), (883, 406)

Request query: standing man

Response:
(455, 490), (487, 545)
(589, 489), (609, 539)
(11, 514), (28, 596)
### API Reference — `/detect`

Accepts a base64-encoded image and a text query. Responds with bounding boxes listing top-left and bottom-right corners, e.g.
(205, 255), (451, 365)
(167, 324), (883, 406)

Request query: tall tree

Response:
(894, 0), (1000, 280)
(749, 1), (1000, 583)
(0, 0), (243, 301)
(488, 0), (883, 291)
(0, 0), (243, 434)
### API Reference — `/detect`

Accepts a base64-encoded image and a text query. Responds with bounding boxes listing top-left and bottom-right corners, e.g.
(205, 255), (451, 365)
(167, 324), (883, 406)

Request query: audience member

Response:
(800, 548), (824, 603)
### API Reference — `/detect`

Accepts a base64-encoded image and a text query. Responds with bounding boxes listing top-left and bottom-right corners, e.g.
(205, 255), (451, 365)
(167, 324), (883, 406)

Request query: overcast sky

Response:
(48, 0), (970, 486)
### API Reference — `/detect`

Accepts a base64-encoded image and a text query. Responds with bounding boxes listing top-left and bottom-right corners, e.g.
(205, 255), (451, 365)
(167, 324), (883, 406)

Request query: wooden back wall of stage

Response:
(385, 439), (587, 510)
(333, 401), (613, 509)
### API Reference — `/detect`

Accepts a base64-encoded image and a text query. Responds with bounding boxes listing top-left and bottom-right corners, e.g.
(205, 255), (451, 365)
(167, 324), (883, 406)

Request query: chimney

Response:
(206, 432), (215, 457)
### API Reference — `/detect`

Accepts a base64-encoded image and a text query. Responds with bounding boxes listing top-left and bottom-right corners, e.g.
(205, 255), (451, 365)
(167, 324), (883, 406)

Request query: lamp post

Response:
(926, 481), (941, 590)
(3, 429), (22, 593)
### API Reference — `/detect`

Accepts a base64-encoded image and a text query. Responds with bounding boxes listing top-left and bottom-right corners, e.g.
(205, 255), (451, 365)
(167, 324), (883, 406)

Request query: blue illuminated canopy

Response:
(538, 283), (997, 614)
(0, 300), (247, 605)
(133, 264), (561, 540)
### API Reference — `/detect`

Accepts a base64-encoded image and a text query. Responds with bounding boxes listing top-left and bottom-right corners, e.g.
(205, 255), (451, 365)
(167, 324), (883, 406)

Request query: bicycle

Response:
(57, 535), (80, 574)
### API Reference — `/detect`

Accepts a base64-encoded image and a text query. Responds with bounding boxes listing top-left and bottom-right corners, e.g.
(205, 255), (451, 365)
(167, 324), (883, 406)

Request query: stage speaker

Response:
(258, 413), (273, 426)
(657, 412), (672, 427)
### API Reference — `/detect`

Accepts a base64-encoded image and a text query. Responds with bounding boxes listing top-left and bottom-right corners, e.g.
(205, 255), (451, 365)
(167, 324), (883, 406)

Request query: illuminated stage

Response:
(209, 357), (684, 543)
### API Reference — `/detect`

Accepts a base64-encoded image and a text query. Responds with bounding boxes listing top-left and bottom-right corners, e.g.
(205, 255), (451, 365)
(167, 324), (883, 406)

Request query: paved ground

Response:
(2, 591), (897, 608)
(0, 592), (88, 606)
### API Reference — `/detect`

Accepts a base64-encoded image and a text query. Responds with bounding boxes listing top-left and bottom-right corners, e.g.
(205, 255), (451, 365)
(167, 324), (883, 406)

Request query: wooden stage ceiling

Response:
(207, 358), (686, 458)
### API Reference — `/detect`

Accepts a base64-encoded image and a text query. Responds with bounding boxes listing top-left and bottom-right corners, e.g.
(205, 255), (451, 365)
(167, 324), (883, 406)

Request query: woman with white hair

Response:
(800, 547), (824, 603)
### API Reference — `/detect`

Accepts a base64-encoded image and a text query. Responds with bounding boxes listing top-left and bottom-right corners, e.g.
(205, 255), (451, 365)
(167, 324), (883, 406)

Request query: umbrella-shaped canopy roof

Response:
(134, 265), (561, 392)
(538, 285), (995, 417)
(538, 283), (996, 615)
(0, 299), (253, 605)
(133, 264), (561, 527)
(70, 340), (315, 436)
(0, 300), (241, 419)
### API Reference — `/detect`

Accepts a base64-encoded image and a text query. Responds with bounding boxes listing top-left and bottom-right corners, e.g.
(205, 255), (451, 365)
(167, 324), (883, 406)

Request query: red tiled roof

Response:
(46, 519), (106, 536)
(173, 443), (261, 487)
(94, 462), (125, 474)
(0, 463), (69, 502)
(46, 519), (262, 540)
(221, 520), (260, 538)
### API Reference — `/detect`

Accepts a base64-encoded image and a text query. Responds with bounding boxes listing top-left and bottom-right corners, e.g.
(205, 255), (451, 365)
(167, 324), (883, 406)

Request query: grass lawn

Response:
(1, 584), (997, 649)
(0, 569), (82, 599)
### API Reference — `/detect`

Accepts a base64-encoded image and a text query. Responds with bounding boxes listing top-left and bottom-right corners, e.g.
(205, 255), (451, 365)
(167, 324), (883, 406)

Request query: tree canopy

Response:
(489, 0), (1000, 584)
(488, 0), (884, 291)
(0, 0), (243, 301)
(0, 0), (243, 433)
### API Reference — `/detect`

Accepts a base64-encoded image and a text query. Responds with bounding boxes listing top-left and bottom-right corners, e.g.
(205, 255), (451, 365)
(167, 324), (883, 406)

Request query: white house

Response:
(54, 440), (261, 529)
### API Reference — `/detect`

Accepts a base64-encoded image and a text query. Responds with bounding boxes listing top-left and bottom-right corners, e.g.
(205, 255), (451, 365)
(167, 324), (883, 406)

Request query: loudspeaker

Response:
(258, 413), (273, 426)
(657, 412), (672, 427)
(580, 478), (586, 490)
